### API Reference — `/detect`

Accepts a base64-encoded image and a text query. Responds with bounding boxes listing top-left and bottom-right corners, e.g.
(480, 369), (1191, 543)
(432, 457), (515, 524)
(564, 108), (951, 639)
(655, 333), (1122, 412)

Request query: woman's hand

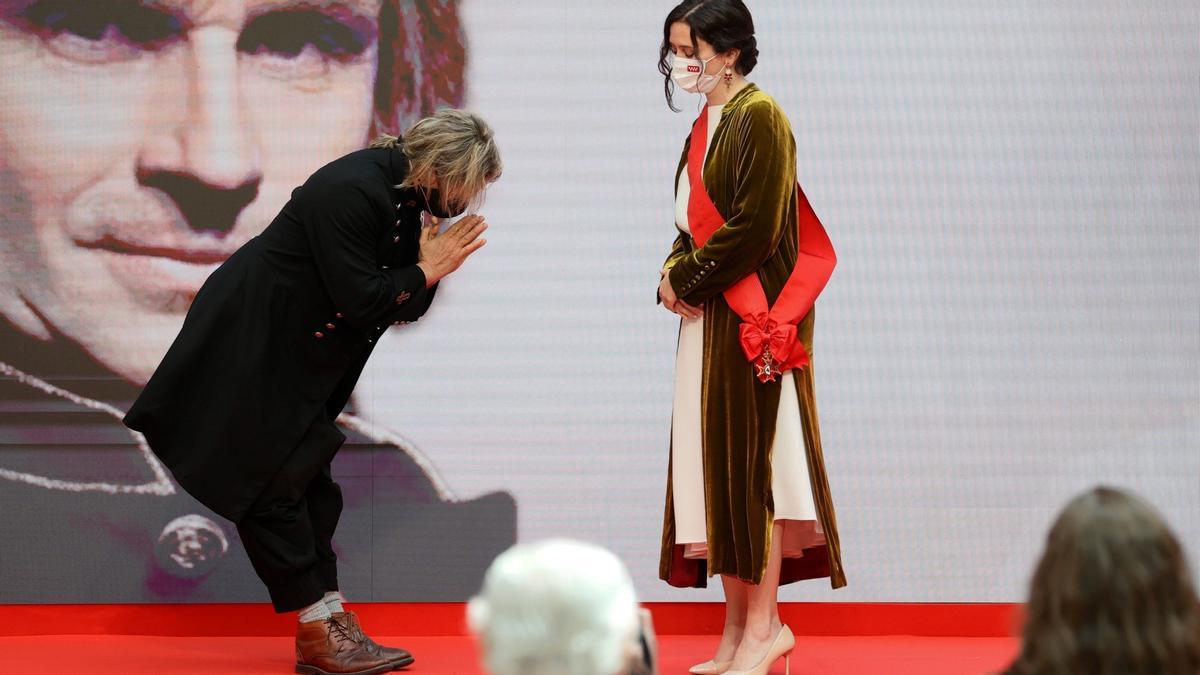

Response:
(417, 215), (488, 287)
(659, 271), (703, 320)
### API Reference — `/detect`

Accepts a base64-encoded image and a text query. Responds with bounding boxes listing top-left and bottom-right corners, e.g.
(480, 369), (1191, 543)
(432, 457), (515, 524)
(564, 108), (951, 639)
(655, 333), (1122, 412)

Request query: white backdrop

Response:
(355, 1), (1200, 601)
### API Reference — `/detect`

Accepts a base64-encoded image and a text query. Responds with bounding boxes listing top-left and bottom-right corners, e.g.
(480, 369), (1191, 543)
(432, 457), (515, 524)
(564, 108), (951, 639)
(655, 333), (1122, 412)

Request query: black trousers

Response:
(235, 412), (346, 613)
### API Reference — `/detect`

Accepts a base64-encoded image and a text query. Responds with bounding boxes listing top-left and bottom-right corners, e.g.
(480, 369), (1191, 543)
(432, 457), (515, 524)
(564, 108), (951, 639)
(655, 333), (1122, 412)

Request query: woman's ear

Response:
(726, 48), (741, 71)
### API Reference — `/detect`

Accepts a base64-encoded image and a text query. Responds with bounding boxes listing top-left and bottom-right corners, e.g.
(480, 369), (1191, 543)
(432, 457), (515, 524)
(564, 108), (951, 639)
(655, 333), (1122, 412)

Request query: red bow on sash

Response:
(685, 105), (836, 383)
(738, 316), (803, 382)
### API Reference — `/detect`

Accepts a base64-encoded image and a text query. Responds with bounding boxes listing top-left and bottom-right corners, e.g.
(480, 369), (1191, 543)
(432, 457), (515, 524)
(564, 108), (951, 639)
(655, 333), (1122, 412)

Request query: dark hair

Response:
(658, 0), (759, 111)
(371, 1), (465, 134)
(1004, 486), (1200, 675)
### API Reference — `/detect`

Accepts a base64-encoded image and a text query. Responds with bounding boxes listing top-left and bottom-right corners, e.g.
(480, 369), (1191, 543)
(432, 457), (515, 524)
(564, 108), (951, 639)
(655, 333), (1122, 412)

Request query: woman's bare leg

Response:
(728, 522), (784, 670)
(708, 574), (749, 664)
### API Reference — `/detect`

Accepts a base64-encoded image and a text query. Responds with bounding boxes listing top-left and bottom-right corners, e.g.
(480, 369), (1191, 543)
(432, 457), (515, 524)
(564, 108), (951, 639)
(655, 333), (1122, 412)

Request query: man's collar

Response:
(387, 143), (409, 193)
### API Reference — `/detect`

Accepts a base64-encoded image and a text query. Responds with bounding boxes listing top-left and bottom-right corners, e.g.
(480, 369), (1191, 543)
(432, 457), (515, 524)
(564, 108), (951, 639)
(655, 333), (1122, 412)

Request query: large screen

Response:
(1, 0), (1196, 604)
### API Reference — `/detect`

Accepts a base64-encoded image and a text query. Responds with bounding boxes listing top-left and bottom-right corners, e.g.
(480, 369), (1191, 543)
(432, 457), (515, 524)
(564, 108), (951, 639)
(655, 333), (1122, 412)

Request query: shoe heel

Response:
(785, 653), (790, 675)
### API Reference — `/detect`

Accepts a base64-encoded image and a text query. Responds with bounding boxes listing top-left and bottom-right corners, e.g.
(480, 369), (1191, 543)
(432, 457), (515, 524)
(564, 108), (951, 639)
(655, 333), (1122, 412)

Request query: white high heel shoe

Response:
(688, 659), (733, 674)
(724, 625), (795, 675)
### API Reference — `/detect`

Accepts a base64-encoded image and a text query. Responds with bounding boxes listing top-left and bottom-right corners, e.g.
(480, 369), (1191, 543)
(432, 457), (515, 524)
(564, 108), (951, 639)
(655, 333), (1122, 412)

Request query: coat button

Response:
(395, 219), (402, 227)
(314, 331), (324, 338)
(326, 323), (336, 330)
(335, 312), (344, 319)
(393, 235), (401, 244)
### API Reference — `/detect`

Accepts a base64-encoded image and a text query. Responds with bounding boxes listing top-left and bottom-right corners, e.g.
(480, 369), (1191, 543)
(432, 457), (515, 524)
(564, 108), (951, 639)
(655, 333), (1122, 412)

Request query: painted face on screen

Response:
(0, 0), (462, 384)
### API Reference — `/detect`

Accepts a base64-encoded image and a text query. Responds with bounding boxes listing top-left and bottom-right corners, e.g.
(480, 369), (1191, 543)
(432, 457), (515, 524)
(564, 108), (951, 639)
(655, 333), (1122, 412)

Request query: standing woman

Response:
(656, 3), (847, 675)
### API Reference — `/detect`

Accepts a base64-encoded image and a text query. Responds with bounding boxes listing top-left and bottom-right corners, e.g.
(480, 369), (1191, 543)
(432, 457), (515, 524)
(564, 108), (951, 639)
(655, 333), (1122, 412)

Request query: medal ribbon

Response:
(685, 105), (837, 383)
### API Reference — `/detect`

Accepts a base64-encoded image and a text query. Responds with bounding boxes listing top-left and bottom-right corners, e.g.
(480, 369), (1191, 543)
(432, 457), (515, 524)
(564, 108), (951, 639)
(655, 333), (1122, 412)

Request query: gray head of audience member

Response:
(468, 539), (656, 675)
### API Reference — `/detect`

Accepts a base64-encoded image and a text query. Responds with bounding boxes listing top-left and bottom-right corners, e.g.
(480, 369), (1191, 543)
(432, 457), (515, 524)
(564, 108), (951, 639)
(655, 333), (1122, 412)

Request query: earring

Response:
(724, 65), (734, 90)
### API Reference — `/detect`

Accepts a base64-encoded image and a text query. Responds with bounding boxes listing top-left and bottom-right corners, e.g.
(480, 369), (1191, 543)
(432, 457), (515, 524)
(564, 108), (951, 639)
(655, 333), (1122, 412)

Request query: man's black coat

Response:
(125, 146), (437, 521)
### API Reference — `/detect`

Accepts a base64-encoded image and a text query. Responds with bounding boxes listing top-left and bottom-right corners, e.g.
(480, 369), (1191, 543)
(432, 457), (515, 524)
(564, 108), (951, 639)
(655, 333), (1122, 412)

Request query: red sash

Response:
(686, 106), (837, 383)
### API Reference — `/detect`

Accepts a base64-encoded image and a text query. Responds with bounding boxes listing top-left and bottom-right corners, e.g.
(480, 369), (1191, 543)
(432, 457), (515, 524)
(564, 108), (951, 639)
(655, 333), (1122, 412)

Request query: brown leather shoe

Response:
(334, 611), (415, 670)
(295, 616), (399, 675)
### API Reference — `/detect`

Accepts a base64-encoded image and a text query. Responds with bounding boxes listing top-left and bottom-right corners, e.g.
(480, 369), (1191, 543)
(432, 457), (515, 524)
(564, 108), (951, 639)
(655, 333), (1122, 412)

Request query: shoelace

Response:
(326, 617), (364, 653)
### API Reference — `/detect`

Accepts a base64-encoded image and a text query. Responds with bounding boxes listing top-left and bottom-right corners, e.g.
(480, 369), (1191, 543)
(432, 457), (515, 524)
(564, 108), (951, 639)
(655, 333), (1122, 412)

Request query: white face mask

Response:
(671, 53), (722, 94)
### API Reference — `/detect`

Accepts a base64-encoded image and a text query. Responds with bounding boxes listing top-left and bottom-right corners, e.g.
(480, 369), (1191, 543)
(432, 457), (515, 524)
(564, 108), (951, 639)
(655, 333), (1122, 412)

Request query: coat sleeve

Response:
(667, 100), (796, 306)
(389, 281), (439, 323)
(657, 232), (691, 305)
(657, 143), (694, 305)
(302, 183), (431, 329)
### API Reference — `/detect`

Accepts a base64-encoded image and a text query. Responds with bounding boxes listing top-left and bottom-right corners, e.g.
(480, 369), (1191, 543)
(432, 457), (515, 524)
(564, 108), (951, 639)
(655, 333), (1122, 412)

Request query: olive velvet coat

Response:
(659, 85), (847, 589)
(125, 146), (437, 522)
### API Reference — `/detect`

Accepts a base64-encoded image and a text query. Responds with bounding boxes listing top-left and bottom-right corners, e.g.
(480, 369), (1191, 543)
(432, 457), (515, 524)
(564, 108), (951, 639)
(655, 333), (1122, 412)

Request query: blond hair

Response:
(370, 109), (501, 212)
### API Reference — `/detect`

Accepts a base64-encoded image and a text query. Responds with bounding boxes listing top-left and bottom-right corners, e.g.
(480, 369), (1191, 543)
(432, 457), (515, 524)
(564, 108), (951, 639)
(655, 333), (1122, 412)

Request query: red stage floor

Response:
(0, 634), (1019, 674)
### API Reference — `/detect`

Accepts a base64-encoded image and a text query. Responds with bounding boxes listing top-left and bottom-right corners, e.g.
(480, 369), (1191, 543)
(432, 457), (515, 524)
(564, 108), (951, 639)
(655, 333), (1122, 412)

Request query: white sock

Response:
(298, 599), (332, 623)
(323, 591), (346, 614)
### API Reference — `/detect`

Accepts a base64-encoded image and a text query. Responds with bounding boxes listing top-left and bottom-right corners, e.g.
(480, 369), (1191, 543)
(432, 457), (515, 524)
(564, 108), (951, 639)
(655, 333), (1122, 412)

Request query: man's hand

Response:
(417, 215), (488, 287)
(659, 271), (703, 320)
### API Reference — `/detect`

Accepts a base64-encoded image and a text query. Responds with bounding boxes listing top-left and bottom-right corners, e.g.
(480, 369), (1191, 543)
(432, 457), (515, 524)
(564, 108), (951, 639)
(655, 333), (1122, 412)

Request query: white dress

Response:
(671, 104), (826, 560)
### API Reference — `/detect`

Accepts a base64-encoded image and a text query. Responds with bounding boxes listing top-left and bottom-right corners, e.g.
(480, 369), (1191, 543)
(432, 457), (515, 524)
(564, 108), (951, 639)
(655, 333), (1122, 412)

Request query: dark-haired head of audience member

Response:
(1005, 486), (1200, 675)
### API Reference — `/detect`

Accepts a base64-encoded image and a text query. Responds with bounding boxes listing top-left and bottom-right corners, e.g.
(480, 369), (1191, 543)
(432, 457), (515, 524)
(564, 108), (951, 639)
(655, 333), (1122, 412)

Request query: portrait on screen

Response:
(0, 0), (514, 603)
